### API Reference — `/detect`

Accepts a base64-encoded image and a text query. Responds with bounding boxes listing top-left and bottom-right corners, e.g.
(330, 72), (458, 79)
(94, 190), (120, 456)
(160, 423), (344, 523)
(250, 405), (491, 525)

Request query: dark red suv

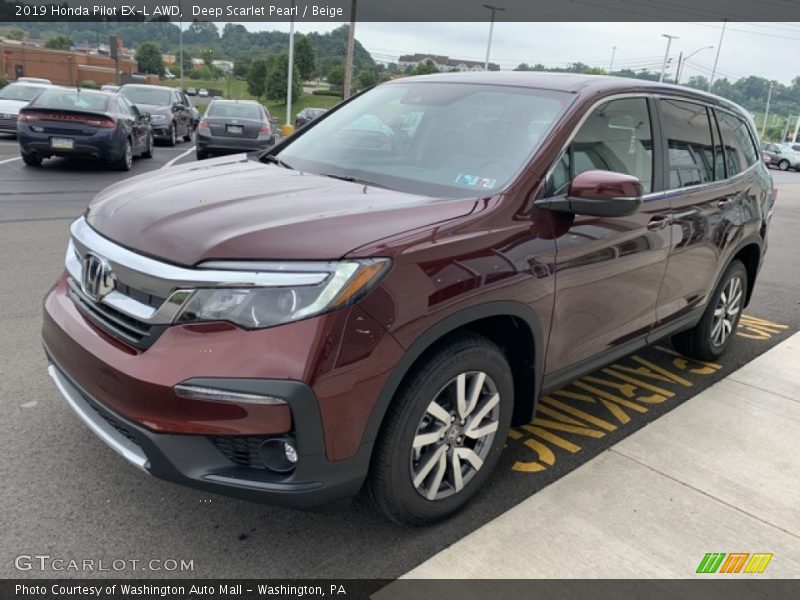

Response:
(43, 73), (775, 525)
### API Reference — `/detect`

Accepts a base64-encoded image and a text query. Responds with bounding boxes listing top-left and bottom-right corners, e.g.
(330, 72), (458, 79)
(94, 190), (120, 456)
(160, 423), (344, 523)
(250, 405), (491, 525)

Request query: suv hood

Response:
(87, 155), (478, 266)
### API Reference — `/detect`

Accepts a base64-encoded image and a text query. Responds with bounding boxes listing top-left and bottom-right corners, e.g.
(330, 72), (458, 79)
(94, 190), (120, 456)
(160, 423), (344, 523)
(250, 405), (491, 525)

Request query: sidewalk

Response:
(402, 332), (800, 578)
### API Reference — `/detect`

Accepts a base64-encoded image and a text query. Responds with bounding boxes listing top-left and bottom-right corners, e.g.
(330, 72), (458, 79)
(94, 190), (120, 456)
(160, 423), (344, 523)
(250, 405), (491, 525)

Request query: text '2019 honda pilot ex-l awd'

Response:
(43, 73), (775, 526)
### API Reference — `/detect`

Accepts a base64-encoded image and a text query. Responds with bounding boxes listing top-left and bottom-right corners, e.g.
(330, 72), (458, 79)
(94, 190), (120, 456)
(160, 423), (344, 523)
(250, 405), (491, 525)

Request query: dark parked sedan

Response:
(119, 84), (193, 146)
(17, 88), (153, 170)
(295, 107), (326, 129)
(195, 99), (275, 160)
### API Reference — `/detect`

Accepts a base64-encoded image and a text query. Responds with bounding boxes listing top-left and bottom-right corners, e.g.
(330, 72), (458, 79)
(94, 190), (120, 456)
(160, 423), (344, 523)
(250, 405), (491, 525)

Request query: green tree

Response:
(327, 65), (345, 87)
(7, 28), (25, 41)
(411, 59), (439, 76)
(357, 69), (377, 89)
(294, 35), (316, 82)
(234, 55), (252, 79)
(247, 59), (268, 101)
(514, 63), (534, 71)
(200, 47), (214, 67)
(265, 53), (302, 102)
(135, 42), (165, 76)
(317, 56), (342, 80)
(180, 52), (194, 78)
(45, 35), (72, 50)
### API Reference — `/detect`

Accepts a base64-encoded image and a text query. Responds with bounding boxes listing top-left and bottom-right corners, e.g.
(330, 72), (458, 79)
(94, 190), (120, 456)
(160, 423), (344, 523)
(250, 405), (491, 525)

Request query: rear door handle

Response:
(647, 215), (670, 231)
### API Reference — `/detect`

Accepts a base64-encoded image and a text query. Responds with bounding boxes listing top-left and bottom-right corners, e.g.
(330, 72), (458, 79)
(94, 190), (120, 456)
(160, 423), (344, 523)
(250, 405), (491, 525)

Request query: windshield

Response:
(30, 89), (109, 112)
(120, 87), (171, 106)
(278, 82), (572, 197)
(206, 103), (262, 120)
(0, 84), (48, 102)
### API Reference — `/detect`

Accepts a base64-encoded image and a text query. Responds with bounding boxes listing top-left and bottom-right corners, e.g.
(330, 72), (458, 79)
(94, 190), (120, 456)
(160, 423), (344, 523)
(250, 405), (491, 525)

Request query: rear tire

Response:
(141, 132), (154, 159)
(21, 152), (42, 167)
(367, 332), (513, 526)
(672, 260), (748, 361)
(115, 139), (133, 171)
(196, 149), (208, 160)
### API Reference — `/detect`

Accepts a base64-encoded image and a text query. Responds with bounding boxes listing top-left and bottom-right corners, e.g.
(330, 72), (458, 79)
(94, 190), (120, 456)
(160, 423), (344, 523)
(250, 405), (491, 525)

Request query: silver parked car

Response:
(195, 99), (276, 160)
(762, 142), (800, 171)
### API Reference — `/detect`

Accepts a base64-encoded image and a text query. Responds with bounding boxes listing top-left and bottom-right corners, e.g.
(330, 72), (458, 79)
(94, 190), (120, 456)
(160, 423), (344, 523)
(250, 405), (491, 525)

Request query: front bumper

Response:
(45, 357), (372, 508)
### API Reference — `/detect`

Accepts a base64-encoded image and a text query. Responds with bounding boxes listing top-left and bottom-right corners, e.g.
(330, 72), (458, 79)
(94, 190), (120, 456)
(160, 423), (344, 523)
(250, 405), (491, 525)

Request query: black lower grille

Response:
(84, 395), (140, 446)
(210, 436), (269, 469)
(67, 278), (165, 350)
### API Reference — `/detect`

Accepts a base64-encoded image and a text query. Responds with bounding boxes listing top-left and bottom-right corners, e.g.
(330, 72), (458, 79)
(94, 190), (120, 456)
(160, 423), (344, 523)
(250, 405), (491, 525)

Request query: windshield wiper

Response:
(320, 173), (386, 189)
(260, 152), (293, 170)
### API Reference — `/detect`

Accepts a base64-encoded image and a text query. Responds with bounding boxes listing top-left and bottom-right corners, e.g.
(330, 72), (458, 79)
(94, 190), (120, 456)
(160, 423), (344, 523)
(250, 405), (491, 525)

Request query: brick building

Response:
(0, 43), (156, 86)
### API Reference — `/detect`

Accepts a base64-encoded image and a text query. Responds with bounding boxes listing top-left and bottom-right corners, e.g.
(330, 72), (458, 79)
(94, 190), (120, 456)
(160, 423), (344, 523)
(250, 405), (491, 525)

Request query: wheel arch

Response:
(362, 301), (546, 450)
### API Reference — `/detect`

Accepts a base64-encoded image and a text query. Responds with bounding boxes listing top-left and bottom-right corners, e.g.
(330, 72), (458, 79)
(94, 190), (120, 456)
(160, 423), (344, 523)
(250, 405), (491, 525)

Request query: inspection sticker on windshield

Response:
(455, 172), (496, 189)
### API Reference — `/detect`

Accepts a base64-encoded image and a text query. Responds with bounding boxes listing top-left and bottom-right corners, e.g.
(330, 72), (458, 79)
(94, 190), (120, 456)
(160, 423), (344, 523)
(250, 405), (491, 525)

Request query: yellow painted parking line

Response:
(508, 313), (791, 475)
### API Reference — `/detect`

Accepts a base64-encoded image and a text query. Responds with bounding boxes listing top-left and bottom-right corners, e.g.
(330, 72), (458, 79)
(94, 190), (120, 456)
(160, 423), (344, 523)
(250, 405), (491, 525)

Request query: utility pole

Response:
(676, 45), (714, 85)
(343, 0), (357, 99)
(674, 51), (682, 84)
(792, 115), (800, 143)
(659, 34), (678, 83)
(483, 4), (506, 71)
(762, 81), (774, 137)
(609, 45), (617, 72)
(286, 0), (295, 128)
(709, 19), (727, 91)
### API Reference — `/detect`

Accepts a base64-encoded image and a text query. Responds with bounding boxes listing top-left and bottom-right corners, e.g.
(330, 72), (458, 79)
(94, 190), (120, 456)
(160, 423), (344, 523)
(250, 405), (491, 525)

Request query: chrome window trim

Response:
(538, 91), (764, 204)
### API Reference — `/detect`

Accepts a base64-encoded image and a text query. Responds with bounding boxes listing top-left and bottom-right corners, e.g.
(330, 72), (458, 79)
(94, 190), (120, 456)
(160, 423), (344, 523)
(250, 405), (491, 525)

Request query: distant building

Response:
(0, 43), (154, 86)
(212, 60), (234, 74)
(398, 53), (500, 72)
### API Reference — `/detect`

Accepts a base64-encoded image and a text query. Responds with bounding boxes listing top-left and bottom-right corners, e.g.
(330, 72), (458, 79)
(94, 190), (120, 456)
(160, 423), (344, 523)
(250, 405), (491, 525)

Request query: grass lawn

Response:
(163, 78), (342, 123)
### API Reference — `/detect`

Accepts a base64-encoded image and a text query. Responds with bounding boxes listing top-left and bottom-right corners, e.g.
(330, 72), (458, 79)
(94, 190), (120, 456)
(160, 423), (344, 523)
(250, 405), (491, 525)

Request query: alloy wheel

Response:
(711, 275), (743, 347)
(410, 371), (500, 501)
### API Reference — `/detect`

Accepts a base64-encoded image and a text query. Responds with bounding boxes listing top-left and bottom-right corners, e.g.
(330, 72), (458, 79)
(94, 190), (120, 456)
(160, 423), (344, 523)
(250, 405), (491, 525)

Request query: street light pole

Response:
(659, 34), (678, 83)
(286, 0), (295, 128)
(709, 19), (727, 91)
(676, 45), (714, 84)
(762, 81), (774, 137)
(609, 45), (617, 72)
(178, 1), (183, 91)
(482, 4), (506, 71)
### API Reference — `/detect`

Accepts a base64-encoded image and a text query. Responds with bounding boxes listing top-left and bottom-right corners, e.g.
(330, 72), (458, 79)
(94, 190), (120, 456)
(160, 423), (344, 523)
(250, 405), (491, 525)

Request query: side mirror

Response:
(535, 170), (643, 217)
(269, 117), (279, 126)
(140, 111), (150, 120)
(172, 103), (185, 112)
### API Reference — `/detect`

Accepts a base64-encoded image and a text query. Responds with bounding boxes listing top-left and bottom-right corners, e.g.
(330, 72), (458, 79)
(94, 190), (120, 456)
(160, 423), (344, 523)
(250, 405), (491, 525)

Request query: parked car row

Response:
(761, 141), (800, 171)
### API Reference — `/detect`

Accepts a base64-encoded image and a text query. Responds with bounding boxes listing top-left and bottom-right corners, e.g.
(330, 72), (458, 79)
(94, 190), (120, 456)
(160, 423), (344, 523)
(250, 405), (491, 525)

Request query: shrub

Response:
(312, 89), (342, 97)
(78, 80), (99, 89)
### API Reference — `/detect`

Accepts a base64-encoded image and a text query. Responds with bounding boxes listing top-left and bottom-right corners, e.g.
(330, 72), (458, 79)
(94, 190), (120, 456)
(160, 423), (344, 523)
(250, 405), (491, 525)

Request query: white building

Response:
(398, 53), (499, 72)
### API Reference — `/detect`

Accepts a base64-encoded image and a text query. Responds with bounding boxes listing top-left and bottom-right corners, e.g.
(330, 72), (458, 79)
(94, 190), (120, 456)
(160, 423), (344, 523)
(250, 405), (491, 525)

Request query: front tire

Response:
(672, 260), (748, 361)
(167, 122), (177, 147)
(196, 148), (208, 160)
(183, 124), (193, 142)
(367, 332), (513, 526)
(778, 159), (790, 171)
(141, 131), (154, 158)
(21, 152), (42, 167)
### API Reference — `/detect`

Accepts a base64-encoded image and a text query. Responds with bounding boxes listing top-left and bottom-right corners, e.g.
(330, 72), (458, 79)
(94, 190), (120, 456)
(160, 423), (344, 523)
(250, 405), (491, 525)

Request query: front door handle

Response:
(717, 197), (732, 209)
(647, 215), (670, 231)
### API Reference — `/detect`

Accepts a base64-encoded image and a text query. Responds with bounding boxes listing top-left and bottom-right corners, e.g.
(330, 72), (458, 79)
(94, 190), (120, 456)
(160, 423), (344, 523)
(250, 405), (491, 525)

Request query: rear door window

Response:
(659, 99), (716, 188)
(716, 110), (759, 176)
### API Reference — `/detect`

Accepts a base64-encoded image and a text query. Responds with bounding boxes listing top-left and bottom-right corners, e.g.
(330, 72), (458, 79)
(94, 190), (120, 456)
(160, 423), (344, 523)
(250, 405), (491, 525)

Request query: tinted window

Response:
(550, 97), (653, 194)
(716, 110), (758, 174)
(206, 103), (263, 120)
(31, 89), (109, 112)
(659, 99), (715, 189)
(278, 83), (572, 198)
(0, 84), (47, 102)
(119, 86), (171, 106)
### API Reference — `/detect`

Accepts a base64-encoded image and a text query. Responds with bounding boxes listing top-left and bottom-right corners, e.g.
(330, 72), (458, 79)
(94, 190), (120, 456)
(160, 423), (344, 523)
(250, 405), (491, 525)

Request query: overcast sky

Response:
(243, 21), (800, 85)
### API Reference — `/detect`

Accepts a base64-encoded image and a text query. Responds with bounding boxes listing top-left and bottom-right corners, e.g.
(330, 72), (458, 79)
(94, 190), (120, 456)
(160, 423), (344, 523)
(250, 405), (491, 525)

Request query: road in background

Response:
(1, 138), (798, 578)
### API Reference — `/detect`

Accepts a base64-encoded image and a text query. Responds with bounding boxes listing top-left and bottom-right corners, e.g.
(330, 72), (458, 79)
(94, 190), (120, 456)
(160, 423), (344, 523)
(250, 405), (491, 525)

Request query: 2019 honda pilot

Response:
(42, 73), (774, 525)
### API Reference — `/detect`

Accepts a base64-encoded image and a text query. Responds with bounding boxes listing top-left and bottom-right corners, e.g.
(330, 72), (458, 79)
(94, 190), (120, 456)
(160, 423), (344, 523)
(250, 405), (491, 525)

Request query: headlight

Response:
(149, 114), (167, 123)
(175, 259), (390, 329)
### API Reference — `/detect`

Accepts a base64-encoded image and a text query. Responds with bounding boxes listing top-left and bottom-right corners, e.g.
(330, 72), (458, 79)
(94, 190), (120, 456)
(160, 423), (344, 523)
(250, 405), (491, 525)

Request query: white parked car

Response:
(198, 88), (209, 98)
(0, 82), (54, 135)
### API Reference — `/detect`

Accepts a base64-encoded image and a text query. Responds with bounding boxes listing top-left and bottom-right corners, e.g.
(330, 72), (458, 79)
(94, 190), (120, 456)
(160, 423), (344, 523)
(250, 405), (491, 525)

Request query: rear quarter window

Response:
(716, 110), (759, 175)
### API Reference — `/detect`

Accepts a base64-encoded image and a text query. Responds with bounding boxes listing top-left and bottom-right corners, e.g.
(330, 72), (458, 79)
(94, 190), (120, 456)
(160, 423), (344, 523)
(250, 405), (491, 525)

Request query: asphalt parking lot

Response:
(1, 133), (799, 579)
